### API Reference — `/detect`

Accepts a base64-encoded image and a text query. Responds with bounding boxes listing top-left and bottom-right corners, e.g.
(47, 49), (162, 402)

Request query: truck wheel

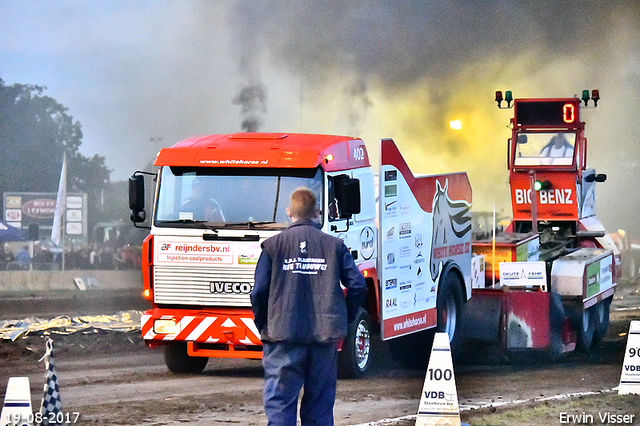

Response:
(592, 298), (611, 343)
(338, 308), (371, 379)
(436, 271), (464, 359)
(164, 342), (208, 374)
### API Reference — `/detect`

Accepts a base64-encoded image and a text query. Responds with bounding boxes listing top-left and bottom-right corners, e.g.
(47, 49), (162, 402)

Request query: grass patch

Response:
(463, 392), (640, 425)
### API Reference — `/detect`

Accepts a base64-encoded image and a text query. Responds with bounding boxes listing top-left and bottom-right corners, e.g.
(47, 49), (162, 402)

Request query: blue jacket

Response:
(251, 219), (367, 344)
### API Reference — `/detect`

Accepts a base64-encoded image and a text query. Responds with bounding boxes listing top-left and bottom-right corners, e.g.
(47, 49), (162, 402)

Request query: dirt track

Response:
(1, 280), (639, 425)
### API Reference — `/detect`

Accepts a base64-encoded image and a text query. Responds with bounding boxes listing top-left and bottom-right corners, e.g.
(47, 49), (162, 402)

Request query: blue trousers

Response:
(262, 341), (338, 426)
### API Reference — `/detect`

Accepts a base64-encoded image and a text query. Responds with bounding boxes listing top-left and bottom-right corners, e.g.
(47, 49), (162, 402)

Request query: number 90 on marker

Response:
(630, 347), (640, 358)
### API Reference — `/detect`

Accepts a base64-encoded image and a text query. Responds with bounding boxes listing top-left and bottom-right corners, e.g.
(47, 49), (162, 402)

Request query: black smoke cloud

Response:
(233, 84), (267, 132)
(223, 1), (640, 237)
(229, 1), (625, 87)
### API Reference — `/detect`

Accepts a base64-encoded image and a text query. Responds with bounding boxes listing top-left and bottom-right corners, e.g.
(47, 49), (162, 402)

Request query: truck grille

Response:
(153, 265), (254, 307)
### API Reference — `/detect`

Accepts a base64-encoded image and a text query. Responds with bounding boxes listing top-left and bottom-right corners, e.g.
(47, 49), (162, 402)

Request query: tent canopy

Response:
(0, 222), (26, 242)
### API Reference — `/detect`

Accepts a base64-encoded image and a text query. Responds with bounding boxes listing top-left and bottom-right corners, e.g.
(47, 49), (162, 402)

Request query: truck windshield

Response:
(154, 166), (323, 229)
(513, 132), (576, 167)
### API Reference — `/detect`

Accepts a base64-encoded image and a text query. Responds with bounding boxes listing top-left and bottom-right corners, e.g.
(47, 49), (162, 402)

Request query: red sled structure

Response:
(465, 91), (618, 359)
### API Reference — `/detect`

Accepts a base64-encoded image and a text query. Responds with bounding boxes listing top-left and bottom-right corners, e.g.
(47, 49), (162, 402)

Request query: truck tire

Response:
(592, 298), (611, 343)
(436, 270), (464, 359)
(164, 342), (208, 374)
(338, 308), (371, 379)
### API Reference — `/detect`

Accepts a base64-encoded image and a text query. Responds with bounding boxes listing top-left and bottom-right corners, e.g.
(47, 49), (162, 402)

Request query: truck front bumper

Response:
(141, 307), (263, 359)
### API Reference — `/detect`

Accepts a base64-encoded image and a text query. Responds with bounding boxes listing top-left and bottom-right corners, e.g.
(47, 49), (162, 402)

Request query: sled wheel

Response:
(547, 292), (566, 362)
(592, 298), (611, 344)
(575, 309), (595, 351)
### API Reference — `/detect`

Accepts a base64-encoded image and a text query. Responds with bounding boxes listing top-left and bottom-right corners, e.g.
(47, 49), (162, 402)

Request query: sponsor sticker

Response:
(360, 226), (375, 260)
(156, 239), (234, 264)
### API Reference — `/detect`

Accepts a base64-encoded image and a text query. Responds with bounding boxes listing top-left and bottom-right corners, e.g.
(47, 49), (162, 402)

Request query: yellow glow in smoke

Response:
(449, 120), (462, 130)
(298, 73), (513, 213)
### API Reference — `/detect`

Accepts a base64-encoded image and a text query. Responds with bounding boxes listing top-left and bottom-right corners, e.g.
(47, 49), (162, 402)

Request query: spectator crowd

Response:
(0, 241), (141, 271)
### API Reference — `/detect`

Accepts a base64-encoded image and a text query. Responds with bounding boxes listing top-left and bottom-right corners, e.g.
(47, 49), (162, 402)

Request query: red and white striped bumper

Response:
(141, 309), (261, 347)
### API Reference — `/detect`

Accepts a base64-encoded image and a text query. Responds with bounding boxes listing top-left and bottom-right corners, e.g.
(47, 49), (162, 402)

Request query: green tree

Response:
(0, 78), (111, 232)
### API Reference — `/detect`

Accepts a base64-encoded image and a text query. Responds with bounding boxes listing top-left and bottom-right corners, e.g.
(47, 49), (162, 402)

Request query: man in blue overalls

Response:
(251, 187), (367, 426)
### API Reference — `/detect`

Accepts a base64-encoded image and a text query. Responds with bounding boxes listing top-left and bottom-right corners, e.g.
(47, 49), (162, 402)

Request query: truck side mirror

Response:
(129, 174), (146, 223)
(336, 177), (361, 218)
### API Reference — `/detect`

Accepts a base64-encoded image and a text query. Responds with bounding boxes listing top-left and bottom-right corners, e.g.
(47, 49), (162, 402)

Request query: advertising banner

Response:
(3, 192), (87, 243)
(499, 261), (547, 291)
(379, 139), (472, 340)
(153, 235), (261, 267)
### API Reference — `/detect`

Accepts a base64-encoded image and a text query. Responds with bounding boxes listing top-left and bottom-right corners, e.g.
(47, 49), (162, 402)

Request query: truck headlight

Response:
(154, 319), (177, 335)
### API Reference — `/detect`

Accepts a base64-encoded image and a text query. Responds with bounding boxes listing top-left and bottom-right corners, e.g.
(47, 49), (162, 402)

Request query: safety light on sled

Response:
(505, 91), (513, 107)
(534, 180), (552, 191)
(581, 89), (601, 107)
(495, 90), (513, 108)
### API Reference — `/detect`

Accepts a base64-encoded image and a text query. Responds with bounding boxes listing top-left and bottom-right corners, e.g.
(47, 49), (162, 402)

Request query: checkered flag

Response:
(38, 337), (62, 425)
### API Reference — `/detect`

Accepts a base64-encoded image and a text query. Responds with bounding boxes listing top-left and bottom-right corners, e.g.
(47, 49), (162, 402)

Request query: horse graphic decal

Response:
(430, 179), (472, 281)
